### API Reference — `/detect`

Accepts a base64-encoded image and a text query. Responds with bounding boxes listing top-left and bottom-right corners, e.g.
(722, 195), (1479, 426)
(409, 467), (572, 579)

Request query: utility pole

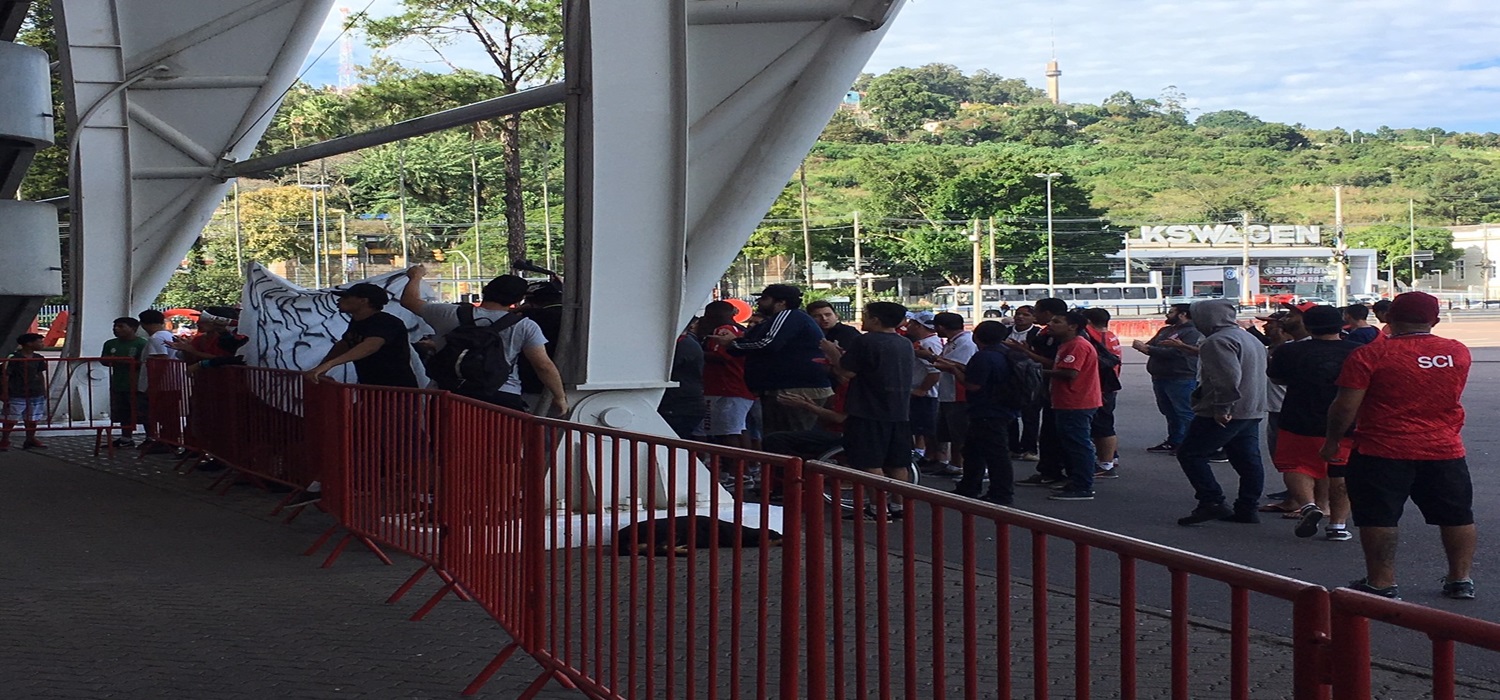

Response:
(1123, 226), (1132, 284)
(472, 141), (483, 280)
(1334, 185), (1348, 307)
(852, 211), (864, 321)
(1240, 211), (1252, 306)
(799, 163), (814, 287)
(398, 145), (410, 266)
(1409, 199), (1417, 291)
(970, 219), (983, 324)
(541, 142), (554, 271)
(232, 180), (243, 271)
(339, 211), (349, 284)
(1035, 172), (1061, 296)
(987, 217), (997, 284)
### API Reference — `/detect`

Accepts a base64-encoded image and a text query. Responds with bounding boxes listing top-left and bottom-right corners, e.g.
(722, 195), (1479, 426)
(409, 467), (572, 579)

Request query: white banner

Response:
(239, 263), (430, 385)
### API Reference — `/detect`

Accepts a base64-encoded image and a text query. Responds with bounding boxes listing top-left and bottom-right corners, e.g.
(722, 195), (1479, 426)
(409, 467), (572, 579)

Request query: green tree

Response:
(965, 70), (1043, 106)
(1195, 110), (1264, 130)
(863, 69), (960, 134)
(363, 0), (563, 264)
(1348, 224), (1462, 285)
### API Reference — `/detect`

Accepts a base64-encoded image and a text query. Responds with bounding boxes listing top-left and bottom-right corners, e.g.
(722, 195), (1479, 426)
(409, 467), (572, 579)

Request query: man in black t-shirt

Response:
(807, 300), (863, 349)
(822, 301), (914, 520)
(1266, 305), (1361, 540)
(308, 283), (418, 388)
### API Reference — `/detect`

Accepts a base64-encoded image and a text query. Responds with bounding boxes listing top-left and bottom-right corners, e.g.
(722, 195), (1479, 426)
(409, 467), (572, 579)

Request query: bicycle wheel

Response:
(815, 445), (920, 509)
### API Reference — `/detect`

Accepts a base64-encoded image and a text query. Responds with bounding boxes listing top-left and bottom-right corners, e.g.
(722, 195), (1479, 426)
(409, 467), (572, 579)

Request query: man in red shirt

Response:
(1043, 311), (1102, 501)
(699, 300), (755, 449)
(1323, 291), (1475, 600)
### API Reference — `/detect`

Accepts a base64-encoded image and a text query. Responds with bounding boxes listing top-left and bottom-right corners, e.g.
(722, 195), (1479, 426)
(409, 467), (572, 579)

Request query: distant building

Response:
(1045, 59), (1061, 104)
(1420, 224), (1500, 298)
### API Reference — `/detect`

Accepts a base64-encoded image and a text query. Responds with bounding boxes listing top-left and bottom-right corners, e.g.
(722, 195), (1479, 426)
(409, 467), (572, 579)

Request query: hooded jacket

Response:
(1189, 299), (1267, 419)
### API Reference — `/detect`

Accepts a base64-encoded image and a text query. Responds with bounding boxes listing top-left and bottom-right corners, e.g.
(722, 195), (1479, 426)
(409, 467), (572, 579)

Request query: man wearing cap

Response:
(711, 284), (831, 434)
(308, 282), (419, 388)
(903, 311), (944, 465)
(399, 266), (567, 416)
(1266, 305), (1359, 541)
(1322, 291), (1476, 600)
(169, 306), (248, 367)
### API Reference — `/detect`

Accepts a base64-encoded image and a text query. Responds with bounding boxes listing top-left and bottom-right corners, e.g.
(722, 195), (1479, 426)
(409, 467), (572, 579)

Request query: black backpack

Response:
(998, 347), (1045, 410)
(425, 305), (524, 398)
(1085, 333), (1123, 393)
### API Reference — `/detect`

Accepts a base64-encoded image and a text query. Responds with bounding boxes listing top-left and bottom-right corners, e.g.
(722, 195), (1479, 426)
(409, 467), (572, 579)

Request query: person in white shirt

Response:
(915, 312), (978, 477)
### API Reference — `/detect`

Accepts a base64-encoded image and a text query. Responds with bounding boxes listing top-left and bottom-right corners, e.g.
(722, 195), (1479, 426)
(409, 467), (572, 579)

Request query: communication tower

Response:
(337, 6), (356, 93)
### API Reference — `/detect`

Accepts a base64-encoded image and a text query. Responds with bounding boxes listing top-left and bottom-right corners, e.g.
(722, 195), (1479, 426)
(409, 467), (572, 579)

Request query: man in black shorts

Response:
(1322, 292), (1475, 600)
(821, 301), (915, 520)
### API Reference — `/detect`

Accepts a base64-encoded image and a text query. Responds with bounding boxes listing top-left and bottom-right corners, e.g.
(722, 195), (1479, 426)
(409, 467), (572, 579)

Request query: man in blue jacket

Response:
(710, 284), (832, 433)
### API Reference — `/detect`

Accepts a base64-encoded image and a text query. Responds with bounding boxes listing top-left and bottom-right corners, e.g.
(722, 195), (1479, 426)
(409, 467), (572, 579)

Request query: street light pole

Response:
(1035, 172), (1061, 296)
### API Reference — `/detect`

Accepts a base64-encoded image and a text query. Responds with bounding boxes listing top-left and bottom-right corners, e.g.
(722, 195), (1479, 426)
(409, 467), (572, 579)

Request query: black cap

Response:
(755, 283), (803, 301)
(1301, 305), (1344, 333)
(525, 280), (563, 300)
(331, 282), (389, 308)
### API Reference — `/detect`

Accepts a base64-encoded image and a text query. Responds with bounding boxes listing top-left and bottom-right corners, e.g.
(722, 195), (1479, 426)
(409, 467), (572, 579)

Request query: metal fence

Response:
(147, 361), (1500, 699)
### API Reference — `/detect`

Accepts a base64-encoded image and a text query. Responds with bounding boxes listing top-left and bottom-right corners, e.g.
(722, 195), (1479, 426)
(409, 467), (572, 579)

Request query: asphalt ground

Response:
(945, 316), (1500, 680)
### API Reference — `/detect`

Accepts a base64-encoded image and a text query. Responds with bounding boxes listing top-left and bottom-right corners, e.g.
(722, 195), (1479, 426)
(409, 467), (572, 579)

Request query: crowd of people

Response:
(655, 284), (1476, 601)
(47, 267), (1471, 601)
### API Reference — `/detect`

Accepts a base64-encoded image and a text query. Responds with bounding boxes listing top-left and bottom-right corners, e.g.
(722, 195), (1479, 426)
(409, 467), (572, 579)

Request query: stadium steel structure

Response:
(6, 0), (904, 438)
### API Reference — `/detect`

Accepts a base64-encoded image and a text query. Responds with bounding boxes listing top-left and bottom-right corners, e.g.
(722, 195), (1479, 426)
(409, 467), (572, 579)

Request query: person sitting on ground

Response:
(1, 333), (49, 451)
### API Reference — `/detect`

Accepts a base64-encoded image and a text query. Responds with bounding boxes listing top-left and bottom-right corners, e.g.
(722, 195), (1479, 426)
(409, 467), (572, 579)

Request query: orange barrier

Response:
(162, 364), (1500, 698)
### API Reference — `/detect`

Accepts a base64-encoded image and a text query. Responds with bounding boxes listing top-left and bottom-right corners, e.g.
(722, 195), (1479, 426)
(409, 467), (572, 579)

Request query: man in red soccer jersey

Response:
(1042, 311), (1102, 501)
(1322, 291), (1475, 600)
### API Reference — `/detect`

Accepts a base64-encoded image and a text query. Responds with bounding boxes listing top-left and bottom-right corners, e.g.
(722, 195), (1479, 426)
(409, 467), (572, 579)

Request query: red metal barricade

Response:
(1329, 588), (1500, 700)
(802, 460), (1331, 700)
(0, 356), (139, 454)
(164, 364), (1500, 699)
(144, 358), (190, 449)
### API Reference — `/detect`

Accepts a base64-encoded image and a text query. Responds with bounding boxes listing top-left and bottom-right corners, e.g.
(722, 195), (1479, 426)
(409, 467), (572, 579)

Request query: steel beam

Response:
(227, 82), (568, 177)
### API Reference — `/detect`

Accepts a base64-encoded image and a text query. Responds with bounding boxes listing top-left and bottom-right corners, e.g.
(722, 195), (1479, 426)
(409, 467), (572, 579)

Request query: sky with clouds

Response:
(304, 0), (1500, 133)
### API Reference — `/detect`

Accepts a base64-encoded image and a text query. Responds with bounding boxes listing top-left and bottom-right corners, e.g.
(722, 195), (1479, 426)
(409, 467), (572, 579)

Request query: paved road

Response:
(926, 318), (1500, 680)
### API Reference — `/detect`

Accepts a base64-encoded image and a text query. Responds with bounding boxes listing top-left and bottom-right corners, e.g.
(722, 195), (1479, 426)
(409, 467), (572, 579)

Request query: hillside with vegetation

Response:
(16, 0), (1500, 305)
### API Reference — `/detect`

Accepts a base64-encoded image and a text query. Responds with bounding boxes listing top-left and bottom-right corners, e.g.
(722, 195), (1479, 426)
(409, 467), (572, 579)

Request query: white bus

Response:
(931, 283), (1165, 318)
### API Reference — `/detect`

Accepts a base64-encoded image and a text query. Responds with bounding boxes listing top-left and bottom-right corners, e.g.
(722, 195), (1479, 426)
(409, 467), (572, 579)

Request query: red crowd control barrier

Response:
(158, 363), (1500, 698)
(0, 356), (140, 454)
(802, 461), (1331, 700)
(1329, 588), (1500, 700)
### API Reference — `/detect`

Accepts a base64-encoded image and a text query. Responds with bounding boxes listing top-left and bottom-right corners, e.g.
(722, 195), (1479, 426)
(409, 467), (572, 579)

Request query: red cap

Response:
(1386, 291), (1440, 326)
(1281, 301), (1318, 313)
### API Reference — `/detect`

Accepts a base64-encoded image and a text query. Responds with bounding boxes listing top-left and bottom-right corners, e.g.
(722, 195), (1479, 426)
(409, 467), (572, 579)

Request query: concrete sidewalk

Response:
(0, 442), (578, 699)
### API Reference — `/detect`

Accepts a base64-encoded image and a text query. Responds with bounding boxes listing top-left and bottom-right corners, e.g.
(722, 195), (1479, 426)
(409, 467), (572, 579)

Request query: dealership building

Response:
(1116, 224), (1379, 300)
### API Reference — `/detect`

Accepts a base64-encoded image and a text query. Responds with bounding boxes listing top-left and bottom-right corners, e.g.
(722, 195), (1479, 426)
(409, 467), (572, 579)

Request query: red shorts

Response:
(1273, 431), (1350, 479)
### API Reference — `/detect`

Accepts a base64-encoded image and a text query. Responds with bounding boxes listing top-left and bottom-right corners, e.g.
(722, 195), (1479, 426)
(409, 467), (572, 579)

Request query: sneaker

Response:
(920, 461), (950, 475)
(1048, 489), (1095, 501)
(937, 463), (965, 478)
(1177, 502), (1234, 526)
(1294, 505), (1325, 538)
(1009, 452), (1025, 461)
(1016, 474), (1064, 487)
(112, 437), (136, 448)
(1441, 577), (1476, 600)
(1208, 450), (1230, 463)
(1325, 528), (1353, 542)
(1346, 578), (1400, 599)
(1217, 508), (1260, 524)
(22, 438), (46, 450)
(285, 490), (323, 508)
(952, 486), (982, 498)
(1093, 466), (1120, 479)
(1017, 452), (1039, 462)
(1146, 441), (1177, 454)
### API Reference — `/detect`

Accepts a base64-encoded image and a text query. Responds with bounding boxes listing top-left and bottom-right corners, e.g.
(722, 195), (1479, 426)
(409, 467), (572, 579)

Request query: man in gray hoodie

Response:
(1177, 299), (1270, 526)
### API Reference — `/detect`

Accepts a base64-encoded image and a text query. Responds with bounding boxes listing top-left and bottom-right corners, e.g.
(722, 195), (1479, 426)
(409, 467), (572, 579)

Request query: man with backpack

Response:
(401, 266), (567, 416)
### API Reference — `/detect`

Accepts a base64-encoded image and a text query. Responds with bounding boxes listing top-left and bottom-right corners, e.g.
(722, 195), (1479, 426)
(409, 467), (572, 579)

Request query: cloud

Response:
(865, 0), (1500, 132)
(299, 0), (1500, 132)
